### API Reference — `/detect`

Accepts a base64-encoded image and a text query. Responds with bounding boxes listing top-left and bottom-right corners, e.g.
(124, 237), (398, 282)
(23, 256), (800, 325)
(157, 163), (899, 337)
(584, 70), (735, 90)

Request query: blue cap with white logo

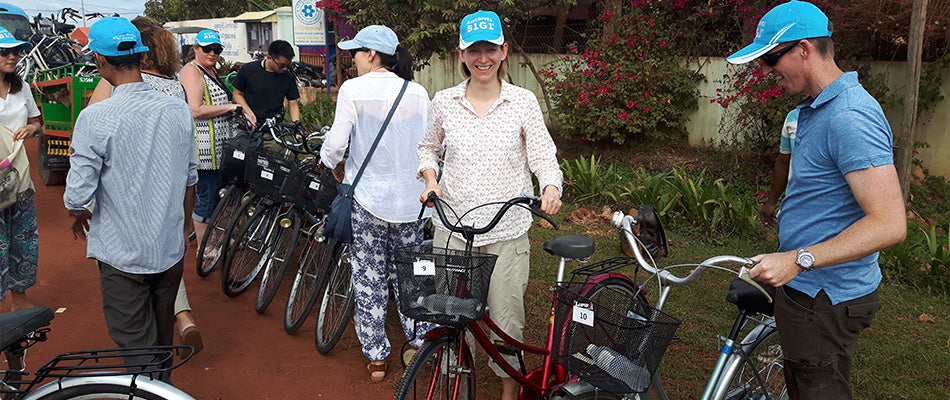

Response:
(459, 10), (504, 50)
(726, 1), (831, 64)
(0, 27), (31, 51)
(194, 30), (222, 46)
(337, 25), (399, 56)
(85, 17), (149, 57)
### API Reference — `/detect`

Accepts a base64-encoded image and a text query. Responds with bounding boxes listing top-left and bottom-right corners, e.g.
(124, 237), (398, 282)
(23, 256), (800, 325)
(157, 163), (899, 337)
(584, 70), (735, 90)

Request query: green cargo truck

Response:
(29, 63), (100, 185)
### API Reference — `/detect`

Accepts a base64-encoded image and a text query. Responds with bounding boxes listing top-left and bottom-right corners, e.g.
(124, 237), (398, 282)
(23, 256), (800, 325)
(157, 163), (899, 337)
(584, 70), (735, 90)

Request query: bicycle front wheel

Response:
(221, 202), (276, 297)
(283, 233), (333, 333)
(315, 239), (354, 353)
(394, 335), (474, 400)
(720, 327), (787, 400)
(196, 184), (246, 277)
(255, 208), (302, 313)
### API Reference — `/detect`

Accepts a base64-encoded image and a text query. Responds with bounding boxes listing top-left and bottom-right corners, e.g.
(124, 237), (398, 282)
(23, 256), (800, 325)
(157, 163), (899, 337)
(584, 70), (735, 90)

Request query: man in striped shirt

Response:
(64, 17), (197, 377)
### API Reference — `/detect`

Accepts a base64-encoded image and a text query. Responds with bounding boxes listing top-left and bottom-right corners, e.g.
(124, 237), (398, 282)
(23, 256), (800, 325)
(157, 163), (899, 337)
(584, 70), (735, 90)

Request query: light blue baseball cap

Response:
(726, 0), (832, 64)
(194, 30), (222, 46)
(459, 10), (504, 50)
(0, 27), (31, 51)
(337, 25), (398, 56)
(85, 17), (149, 57)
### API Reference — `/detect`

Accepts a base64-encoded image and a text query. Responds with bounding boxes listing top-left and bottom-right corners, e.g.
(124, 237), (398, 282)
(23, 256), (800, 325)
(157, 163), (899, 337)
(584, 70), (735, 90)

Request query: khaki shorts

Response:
(434, 230), (531, 377)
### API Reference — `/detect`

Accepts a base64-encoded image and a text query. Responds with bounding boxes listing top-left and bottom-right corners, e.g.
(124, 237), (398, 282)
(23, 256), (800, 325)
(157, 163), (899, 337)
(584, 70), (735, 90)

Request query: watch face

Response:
(798, 252), (815, 269)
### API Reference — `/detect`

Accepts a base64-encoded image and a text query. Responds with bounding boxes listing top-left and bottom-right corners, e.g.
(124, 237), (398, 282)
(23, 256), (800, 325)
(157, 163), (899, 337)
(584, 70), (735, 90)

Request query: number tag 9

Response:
(572, 303), (594, 327)
(414, 259), (436, 276)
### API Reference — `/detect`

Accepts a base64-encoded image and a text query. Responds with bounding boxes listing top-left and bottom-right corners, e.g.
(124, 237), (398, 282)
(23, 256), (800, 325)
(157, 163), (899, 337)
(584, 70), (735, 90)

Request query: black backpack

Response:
(619, 204), (669, 259)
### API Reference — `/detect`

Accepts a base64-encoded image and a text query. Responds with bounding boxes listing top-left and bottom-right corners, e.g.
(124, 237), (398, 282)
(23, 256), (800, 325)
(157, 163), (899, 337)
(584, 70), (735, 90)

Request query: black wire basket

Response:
(393, 243), (497, 327)
(244, 147), (296, 201)
(553, 281), (680, 394)
(280, 160), (336, 214)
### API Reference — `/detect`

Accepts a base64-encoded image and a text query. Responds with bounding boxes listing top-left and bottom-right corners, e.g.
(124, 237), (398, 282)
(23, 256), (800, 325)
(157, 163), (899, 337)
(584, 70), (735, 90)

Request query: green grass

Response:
(515, 206), (950, 399)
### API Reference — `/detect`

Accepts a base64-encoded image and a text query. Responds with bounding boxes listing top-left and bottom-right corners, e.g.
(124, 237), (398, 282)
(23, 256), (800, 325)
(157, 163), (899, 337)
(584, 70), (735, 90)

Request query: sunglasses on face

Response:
(0, 48), (25, 57)
(759, 42), (799, 67)
(200, 45), (223, 55)
(271, 59), (291, 70)
(351, 47), (371, 54)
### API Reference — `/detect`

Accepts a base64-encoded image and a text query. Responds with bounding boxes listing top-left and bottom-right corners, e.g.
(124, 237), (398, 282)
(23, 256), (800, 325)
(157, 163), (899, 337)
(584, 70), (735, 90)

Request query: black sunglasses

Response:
(351, 47), (371, 54)
(0, 47), (25, 57)
(759, 42), (799, 67)
(200, 45), (223, 55)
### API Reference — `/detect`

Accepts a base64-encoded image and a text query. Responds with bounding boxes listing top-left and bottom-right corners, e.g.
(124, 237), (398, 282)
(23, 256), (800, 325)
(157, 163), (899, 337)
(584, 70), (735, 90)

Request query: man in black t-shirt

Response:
(234, 40), (301, 127)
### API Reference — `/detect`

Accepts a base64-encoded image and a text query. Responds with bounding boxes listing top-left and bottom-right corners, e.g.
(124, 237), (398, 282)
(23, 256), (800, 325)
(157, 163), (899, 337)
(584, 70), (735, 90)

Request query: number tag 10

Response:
(413, 259), (436, 276)
(572, 303), (594, 327)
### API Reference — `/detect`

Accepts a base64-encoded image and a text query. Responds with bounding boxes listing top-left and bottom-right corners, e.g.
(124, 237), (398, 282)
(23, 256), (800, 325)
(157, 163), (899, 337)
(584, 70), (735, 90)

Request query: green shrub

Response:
(881, 223), (950, 294)
(298, 94), (336, 132)
(560, 155), (619, 203)
(617, 167), (675, 216)
(541, 6), (702, 144)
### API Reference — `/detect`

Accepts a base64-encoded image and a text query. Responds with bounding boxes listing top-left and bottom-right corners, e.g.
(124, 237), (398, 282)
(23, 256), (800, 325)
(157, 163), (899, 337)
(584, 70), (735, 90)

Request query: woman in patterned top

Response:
(417, 10), (562, 400)
(180, 30), (243, 248)
(88, 16), (204, 358)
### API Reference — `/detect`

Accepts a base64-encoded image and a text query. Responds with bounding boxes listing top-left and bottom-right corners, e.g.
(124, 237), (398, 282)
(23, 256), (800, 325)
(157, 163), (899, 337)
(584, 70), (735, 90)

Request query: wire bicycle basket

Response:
(393, 243), (497, 327)
(553, 281), (680, 394)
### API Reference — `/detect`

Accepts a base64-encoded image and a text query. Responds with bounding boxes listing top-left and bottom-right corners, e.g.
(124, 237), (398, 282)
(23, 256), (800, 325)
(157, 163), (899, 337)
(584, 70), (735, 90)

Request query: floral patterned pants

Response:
(0, 198), (39, 301)
(349, 201), (434, 361)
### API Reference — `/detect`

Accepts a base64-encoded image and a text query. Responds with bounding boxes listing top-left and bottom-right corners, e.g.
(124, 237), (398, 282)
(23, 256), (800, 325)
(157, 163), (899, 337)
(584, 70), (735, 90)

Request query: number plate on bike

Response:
(413, 259), (435, 276)
(261, 170), (274, 180)
(232, 150), (245, 160)
(573, 302), (594, 327)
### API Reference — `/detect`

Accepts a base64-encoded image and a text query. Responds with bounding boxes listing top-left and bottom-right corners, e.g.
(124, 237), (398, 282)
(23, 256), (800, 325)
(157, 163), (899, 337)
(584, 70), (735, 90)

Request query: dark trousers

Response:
(97, 258), (183, 381)
(775, 286), (881, 400)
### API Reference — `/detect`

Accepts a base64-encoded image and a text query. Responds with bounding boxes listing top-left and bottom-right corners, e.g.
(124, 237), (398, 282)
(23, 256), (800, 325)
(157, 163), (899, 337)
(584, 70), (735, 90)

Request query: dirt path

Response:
(18, 140), (400, 399)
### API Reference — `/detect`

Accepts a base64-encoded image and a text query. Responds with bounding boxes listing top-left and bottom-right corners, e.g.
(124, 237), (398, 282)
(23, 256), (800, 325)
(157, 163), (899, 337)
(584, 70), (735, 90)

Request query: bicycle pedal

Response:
(493, 340), (519, 356)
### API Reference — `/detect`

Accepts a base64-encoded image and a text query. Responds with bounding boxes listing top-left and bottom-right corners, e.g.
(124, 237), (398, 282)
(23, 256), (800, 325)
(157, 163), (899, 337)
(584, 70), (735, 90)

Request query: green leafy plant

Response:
(541, 4), (703, 144)
(617, 167), (675, 216)
(560, 155), (619, 203)
(298, 94), (336, 132)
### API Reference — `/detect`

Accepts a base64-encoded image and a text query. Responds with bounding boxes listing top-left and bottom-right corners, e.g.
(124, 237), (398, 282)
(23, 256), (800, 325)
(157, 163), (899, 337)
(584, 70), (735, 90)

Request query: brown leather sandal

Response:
(368, 361), (387, 382)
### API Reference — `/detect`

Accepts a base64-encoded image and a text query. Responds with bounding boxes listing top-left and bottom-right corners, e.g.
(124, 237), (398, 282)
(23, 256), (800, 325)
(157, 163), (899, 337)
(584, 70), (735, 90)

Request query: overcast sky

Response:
(18, 0), (147, 22)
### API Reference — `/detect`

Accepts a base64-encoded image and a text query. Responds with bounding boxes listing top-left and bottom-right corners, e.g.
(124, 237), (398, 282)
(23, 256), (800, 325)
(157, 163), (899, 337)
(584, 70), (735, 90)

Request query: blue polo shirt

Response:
(777, 72), (893, 305)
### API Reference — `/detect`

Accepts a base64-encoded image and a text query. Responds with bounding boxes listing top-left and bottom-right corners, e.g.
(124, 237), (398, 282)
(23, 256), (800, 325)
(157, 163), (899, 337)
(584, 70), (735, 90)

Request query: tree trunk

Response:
(553, 6), (568, 53)
(894, 0), (928, 202)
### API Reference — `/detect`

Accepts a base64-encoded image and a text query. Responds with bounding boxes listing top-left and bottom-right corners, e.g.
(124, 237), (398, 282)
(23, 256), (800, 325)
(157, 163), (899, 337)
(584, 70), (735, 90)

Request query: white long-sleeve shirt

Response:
(418, 80), (563, 247)
(320, 71), (430, 223)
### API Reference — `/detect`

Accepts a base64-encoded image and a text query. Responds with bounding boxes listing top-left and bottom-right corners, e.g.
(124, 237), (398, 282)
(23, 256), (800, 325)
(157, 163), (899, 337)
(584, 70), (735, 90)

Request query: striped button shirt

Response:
(64, 82), (198, 274)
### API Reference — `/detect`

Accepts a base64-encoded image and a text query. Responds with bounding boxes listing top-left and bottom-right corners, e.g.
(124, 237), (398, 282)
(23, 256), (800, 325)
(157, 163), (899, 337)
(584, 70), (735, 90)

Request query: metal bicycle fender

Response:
(23, 374), (195, 400)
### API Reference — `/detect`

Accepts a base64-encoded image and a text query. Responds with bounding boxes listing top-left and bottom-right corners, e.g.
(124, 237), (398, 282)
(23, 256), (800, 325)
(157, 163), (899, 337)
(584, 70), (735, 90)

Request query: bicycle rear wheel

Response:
(31, 383), (168, 400)
(283, 232), (333, 334)
(196, 184), (246, 277)
(221, 202), (276, 297)
(315, 239), (354, 353)
(255, 207), (302, 313)
(721, 328), (787, 400)
(394, 335), (474, 400)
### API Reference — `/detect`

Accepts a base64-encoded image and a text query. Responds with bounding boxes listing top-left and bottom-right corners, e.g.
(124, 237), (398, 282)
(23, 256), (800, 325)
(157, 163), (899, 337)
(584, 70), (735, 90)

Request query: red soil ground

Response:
(12, 140), (401, 399)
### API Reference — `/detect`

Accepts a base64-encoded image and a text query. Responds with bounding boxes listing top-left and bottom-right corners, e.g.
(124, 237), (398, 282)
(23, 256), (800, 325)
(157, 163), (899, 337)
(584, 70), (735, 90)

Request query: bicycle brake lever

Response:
(738, 266), (773, 304)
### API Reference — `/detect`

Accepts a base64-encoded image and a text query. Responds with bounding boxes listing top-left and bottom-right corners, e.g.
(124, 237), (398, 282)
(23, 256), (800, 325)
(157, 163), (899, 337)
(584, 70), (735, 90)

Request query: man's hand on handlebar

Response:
(539, 185), (562, 215)
(748, 251), (800, 287)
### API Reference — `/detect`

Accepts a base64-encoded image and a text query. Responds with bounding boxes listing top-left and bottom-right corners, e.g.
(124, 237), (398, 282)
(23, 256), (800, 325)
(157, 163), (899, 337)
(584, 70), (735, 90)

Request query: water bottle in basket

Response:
(416, 294), (483, 320)
(586, 344), (651, 393)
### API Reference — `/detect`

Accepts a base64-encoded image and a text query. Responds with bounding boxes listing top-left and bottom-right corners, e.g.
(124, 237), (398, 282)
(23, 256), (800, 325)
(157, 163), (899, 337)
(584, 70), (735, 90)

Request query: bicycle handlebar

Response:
(421, 192), (558, 239)
(611, 211), (754, 287)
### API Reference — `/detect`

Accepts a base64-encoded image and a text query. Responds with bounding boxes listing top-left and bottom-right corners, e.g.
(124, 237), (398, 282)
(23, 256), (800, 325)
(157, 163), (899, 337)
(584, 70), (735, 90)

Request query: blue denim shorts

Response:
(193, 170), (229, 223)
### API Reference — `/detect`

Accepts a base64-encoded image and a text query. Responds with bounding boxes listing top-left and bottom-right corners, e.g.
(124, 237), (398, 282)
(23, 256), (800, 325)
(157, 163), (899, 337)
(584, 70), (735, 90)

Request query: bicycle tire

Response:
(314, 239), (354, 353)
(255, 208), (302, 313)
(31, 383), (167, 400)
(720, 327), (787, 400)
(550, 391), (624, 400)
(221, 202), (276, 297)
(196, 184), (246, 277)
(283, 232), (333, 334)
(394, 335), (474, 400)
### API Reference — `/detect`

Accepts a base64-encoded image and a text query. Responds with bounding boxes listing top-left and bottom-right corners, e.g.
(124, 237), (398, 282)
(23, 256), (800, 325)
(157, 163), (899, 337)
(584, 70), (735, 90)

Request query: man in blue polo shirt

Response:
(727, 1), (906, 399)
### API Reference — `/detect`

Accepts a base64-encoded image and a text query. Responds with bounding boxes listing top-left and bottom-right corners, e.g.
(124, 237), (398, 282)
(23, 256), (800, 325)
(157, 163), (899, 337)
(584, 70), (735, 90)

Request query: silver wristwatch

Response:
(796, 248), (815, 272)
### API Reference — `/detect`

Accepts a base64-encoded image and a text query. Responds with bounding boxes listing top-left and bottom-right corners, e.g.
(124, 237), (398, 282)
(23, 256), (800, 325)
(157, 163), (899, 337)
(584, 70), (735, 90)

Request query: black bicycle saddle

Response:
(543, 234), (595, 260)
(0, 306), (54, 351)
